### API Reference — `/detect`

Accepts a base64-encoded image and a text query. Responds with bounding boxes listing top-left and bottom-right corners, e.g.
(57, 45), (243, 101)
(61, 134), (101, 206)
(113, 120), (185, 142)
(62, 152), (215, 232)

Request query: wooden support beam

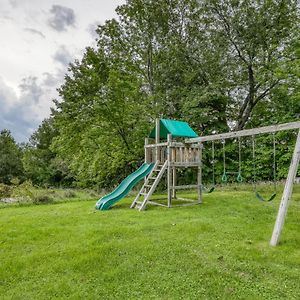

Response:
(198, 142), (202, 204)
(270, 129), (300, 246)
(167, 134), (172, 208)
(172, 167), (177, 198)
(170, 185), (199, 190)
(186, 121), (300, 143)
(155, 118), (160, 161)
(147, 200), (169, 207)
(169, 162), (201, 167)
(144, 138), (149, 163)
(145, 142), (168, 148)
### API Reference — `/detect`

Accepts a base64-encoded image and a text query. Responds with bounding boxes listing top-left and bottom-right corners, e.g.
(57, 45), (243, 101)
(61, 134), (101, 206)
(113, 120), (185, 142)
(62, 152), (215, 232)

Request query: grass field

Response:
(1, 185), (300, 299)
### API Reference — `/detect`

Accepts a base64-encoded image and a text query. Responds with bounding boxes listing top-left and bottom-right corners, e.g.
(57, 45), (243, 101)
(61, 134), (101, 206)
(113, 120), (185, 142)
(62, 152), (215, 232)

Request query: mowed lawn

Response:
(1, 186), (300, 299)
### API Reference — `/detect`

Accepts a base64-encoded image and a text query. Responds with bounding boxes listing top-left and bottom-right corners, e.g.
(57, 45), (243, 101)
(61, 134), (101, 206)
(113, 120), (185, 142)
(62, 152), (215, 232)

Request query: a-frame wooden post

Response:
(270, 129), (300, 246)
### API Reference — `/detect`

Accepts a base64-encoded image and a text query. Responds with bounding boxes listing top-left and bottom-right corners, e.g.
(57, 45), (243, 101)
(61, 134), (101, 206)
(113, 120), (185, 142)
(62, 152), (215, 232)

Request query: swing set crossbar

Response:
(185, 121), (300, 143)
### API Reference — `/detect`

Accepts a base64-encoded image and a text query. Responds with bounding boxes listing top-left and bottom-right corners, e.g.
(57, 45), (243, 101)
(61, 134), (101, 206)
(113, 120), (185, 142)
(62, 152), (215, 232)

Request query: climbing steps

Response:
(130, 160), (168, 211)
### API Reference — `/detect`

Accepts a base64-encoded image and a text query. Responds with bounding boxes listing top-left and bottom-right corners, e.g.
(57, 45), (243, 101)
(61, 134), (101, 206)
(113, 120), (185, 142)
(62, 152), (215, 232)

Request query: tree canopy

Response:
(1, 0), (299, 187)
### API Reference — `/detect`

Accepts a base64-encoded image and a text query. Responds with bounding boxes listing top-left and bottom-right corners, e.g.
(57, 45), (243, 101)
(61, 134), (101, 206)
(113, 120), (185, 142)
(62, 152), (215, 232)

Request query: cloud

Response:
(19, 76), (43, 104)
(24, 27), (45, 39)
(53, 45), (73, 67)
(9, 0), (20, 8)
(0, 74), (61, 142)
(87, 22), (101, 40)
(47, 5), (76, 32)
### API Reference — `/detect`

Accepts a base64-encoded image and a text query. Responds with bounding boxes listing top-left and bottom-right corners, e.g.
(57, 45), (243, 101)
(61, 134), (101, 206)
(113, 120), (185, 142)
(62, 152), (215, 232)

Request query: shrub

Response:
(32, 194), (53, 204)
(0, 183), (13, 198)
(11, 180), (34, 199)
(64, 189), (76, 198)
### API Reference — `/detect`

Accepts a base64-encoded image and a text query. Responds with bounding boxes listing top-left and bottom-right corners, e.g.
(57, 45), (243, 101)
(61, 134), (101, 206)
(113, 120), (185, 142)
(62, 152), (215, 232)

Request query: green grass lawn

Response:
(1, 186), (300, 299)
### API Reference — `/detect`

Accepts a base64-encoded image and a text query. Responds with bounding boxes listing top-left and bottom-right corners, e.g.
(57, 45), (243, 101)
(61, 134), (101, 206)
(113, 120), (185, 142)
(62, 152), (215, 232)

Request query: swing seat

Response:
(206, 187), (215, 193)
(202, 185), (215, 193)
(255, 192), (276, 202)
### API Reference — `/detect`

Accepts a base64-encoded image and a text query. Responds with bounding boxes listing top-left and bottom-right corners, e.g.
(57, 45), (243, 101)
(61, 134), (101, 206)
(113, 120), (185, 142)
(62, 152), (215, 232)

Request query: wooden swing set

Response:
(131, 119), (300, 246)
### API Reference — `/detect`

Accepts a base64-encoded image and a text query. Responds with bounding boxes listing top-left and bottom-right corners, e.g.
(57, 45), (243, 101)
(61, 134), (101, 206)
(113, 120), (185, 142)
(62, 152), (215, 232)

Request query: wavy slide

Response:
(95, 163), (154, 210)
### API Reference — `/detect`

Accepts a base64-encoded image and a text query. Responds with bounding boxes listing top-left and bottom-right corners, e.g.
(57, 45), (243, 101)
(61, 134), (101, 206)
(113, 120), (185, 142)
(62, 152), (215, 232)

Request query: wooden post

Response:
(145, 138), (149, 163)
(197, 143), (203, 204)
(155, 118), (160, 162)
(172, 147), (176, 198)
(270, 130), (300, 246)
(172, 168), (177, 199)
(167, 134), (172, 207)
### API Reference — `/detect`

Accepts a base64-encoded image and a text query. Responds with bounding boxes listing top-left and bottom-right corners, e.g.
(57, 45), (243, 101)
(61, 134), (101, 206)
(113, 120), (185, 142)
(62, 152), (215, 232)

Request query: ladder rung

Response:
(148, 177), (156, 180)
(140, 192), (148, 196)
(145, 184), (152, 187)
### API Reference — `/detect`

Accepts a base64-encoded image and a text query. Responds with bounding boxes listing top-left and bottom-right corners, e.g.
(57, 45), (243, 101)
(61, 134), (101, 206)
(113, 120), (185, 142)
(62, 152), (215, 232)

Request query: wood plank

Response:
(169, 162), (201, 167)
(172, 201), (200, 207)
(145, 142), (168, 148)
(167, 134), (172, 208)
(198, 142), (203, 204)
(186, 121), (300, 143)
(139, 160), (168, 211)
(270, 129), (300, 246)
(130, 160), (160, 209)
(147, 200), (169, 207)
(170, 185), (199, 190)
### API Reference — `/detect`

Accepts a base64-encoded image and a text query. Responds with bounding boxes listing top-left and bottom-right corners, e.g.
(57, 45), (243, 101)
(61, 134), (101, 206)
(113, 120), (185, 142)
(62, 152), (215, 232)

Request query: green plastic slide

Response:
(95, 163), (154, 210)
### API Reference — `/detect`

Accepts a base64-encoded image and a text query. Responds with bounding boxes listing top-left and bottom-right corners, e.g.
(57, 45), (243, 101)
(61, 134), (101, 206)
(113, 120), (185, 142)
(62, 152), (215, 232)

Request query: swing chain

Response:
(212, 141), (215, 185)
(221, 139), (227, 183)
(272, 132), (276, 192)
(237, 137), (243, 182)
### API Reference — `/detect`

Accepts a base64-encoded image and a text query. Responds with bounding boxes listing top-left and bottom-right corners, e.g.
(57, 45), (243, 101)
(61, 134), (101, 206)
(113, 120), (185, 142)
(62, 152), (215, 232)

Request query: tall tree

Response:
(23, 118), (72, 186)
(0, 130), (23, 184)
(198, 0), (299, 130)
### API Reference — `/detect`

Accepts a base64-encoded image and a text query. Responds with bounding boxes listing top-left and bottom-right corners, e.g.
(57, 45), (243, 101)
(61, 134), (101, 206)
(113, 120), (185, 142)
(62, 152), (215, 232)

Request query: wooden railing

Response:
(145, 142), (201, 166)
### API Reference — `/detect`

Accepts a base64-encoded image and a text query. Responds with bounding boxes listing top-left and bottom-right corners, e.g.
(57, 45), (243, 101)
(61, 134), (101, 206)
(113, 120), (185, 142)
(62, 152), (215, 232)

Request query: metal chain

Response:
(273, 132), (277, 192)
(212, 141), (215, 185)
(252, 135), (256, 191)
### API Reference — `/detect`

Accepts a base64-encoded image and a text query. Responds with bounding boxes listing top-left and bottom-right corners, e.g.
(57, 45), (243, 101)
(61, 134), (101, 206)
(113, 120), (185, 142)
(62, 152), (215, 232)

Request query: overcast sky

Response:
(0, 0), (125, 142)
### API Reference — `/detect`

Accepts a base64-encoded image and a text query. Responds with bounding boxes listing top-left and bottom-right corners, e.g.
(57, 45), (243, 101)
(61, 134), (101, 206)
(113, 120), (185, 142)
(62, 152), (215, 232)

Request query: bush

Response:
(64, 189), (76, 198)
(0, 183), (12, 198)
(32, 194), (53, 204)
(11, 180), (34, 199)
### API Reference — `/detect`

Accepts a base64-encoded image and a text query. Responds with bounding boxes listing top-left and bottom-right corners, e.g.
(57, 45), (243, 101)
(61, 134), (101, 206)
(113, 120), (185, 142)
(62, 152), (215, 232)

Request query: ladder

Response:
(130, 160), (168, 211)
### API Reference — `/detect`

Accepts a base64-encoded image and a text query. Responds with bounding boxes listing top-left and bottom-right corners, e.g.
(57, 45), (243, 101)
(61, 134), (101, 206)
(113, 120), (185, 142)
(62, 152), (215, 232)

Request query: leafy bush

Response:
(64, 189), (76, 198)
(0, 183), (13, 198)
(32, 194), (53, 204)
(11, 180), (34, 199)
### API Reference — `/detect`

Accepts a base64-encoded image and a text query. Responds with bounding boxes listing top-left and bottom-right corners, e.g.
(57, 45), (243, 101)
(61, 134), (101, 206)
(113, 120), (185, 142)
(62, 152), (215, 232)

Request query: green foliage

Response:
(3, 0), (298, 189)
(0, 183), (13, 198)
(22, 118), (73, 186)
(0, 130), (24, 184)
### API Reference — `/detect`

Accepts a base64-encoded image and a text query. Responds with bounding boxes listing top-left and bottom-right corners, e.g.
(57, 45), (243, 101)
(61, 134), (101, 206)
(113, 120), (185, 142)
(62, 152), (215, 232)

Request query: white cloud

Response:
(47, 5), (76, 32)
(0, 0), (125, 142)
(53, 45), (73, 67)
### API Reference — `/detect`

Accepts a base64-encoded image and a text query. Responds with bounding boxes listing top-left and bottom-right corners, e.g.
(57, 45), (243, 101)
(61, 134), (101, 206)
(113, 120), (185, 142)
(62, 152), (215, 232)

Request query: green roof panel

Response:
(149, 119), (198, 139)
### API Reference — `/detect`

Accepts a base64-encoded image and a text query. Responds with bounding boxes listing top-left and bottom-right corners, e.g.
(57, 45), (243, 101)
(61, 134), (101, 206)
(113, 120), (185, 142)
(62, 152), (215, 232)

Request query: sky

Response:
(0, 0), (125, 142)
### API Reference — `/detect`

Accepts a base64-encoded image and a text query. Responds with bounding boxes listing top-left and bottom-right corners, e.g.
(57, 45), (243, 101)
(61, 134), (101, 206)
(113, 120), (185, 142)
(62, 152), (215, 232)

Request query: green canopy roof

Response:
(149, 119), (198, 139)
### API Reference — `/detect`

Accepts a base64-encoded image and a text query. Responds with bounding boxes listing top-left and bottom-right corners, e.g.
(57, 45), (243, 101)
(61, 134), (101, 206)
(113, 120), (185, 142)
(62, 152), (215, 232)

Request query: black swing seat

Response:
(202, 185), (215, 193)
(255, 191), (276, 202)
